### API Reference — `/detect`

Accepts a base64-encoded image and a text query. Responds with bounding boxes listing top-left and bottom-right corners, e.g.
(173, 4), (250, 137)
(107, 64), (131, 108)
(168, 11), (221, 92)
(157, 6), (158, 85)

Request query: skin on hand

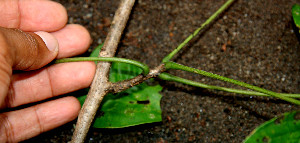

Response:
(0, 0), (96, 142)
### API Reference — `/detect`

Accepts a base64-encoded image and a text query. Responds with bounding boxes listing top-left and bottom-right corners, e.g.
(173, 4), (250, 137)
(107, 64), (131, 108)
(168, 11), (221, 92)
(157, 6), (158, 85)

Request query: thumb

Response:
(0, 27), (58, 71)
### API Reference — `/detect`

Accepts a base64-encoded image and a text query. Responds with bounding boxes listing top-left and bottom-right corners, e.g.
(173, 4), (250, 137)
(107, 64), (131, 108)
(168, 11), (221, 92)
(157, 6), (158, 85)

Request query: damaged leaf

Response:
(244, 111), (300, 143)
(92, 84), (162, 128)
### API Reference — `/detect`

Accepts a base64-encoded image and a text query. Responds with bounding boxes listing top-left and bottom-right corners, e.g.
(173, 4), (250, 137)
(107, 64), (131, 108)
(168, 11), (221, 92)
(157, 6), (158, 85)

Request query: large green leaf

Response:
(93, 84), (162, 128)
(78, 44), (163, 128)
(244, 111), (300, 143)
(292, 4), (300, 31)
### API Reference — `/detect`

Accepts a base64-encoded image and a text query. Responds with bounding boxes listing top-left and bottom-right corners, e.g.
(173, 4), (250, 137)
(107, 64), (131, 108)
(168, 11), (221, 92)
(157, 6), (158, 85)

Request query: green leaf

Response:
(77, 44), (163, 128)
(244, 111), (300, 143)
(109, 62), (142, 82)
(292, 4), (300, 32)
(90, 44), (103, 58)
(89, 43), (143, 82)
(93, 84), (162, 128)
(77, 95), (87, 106)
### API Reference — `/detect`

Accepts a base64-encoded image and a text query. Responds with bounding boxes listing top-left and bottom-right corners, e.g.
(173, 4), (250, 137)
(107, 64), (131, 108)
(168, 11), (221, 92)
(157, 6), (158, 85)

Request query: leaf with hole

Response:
(243, 111), (300, 143)
(92, 84), (162, 128)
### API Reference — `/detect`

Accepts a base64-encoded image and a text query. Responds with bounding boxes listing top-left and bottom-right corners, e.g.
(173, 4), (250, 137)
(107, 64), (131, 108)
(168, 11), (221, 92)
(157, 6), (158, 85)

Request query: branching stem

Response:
(71, 0), (136, 142)
(158, 73), (300, 98)
(164, 62), (300, 105)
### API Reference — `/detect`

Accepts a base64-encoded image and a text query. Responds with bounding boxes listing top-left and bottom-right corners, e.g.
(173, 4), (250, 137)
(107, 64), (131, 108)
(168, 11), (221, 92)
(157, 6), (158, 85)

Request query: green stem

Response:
(55, 57), (149, 75)
(158, 73), (300, 98)
(164, 62), (300, 105)
(162, 0), (235, 63)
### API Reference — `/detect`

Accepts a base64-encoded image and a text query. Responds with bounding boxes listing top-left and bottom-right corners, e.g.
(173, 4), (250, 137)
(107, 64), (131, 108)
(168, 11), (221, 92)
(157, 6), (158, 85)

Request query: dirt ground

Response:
(23, 0), (299, 142)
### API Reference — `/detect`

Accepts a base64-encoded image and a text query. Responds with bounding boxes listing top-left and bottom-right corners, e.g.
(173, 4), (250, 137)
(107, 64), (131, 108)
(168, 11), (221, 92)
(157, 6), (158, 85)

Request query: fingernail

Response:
(35, 31), (59, 52)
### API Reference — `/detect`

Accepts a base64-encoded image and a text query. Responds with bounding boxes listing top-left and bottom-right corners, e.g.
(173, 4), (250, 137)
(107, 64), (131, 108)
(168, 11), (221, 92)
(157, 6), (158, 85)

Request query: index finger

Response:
(0, 0), (67, 32)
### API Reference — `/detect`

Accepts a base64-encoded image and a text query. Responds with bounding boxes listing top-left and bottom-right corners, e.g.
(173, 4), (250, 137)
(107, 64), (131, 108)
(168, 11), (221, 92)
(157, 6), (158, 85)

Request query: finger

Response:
(0, 0), (67, 32)
(5, 62), (95, 108)
(0, 96), (80, 143)
(0, 27), (59, 107)
(51, 24), (92, 59)
(0, 27), (58, 71)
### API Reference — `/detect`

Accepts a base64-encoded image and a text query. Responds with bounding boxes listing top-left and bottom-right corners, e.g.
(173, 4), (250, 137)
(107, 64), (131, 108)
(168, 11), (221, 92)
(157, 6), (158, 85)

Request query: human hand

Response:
(0, 0), (96, 142)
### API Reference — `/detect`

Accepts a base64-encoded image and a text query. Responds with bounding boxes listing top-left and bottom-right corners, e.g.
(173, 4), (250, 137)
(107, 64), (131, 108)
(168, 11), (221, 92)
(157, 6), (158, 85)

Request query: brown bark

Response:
(71, 0), (136, 142)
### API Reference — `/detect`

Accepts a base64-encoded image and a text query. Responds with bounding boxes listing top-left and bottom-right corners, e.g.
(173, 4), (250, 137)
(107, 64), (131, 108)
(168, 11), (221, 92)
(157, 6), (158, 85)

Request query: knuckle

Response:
(33, 106), (43, 134)
(0, 113), (15, 142)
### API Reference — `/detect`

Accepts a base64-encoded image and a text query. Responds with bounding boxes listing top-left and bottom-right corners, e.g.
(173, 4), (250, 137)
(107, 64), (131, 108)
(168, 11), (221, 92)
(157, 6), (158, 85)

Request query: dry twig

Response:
(71, 0), (136, 142)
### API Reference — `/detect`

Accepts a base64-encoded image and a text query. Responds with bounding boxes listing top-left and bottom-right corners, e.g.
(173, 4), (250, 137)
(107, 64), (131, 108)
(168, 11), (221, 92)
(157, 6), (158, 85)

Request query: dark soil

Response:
(24, 0), (299, 142)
